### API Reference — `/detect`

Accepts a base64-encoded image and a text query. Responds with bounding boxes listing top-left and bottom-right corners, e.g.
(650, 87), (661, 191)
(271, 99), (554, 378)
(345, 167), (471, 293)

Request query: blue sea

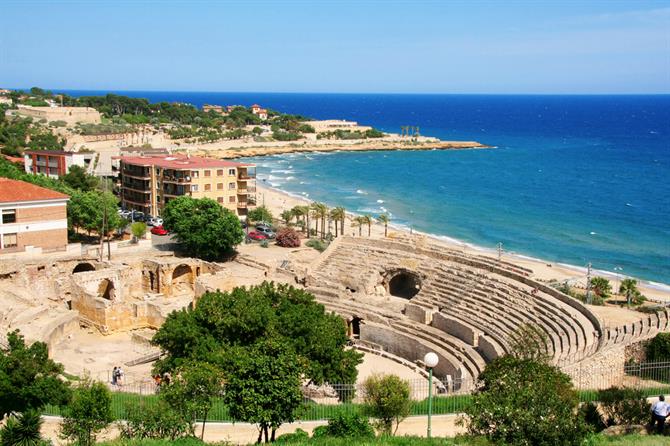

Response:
(63, 91), (670, 285)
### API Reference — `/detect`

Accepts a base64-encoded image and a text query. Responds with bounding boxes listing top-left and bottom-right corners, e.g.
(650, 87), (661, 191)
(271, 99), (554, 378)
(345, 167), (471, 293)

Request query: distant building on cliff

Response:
(7, 105), (101, 125)
(0, 178), (69, 254)
(118, 154), (256, 217)
(24, 150), (96, 179)
(250, 104), (268, 120)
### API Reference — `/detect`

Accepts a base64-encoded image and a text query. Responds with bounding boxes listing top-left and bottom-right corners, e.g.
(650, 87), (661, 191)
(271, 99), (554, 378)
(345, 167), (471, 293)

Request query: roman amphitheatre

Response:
(2, 229), (668, 395)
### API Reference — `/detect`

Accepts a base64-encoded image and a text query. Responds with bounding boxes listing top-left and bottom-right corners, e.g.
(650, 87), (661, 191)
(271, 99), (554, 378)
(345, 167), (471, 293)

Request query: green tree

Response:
(590, 277), (612, 299)
(646, 332), (670, 362)
(376, 213), (390, 237)
(310, 202), (328, 239)
(619, 278), (645, 306)
(152, 282), (362, 389)
(0, 410), (44, 446)
(61, 165), (99, 191)
(0, 330), (71, 417)
(160, 361), (224, 439)
(508, 323), (550, 362)
(280, 209), (294, 225)
(247, 205), (273, 224)
(131, 222), (147, 241)
(361, 374), (411, 435)
(223, 340), (303, 443)
(119, 399), (191, 441)
(162, 196), (245, 260)
(464, 356), (589, 446)
(330, 207), (346, 237)
(59, 378), (113, 446)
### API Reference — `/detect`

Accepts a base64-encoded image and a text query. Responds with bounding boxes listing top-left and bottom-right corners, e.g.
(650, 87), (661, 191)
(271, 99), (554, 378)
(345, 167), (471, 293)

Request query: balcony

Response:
(237, 202), (248, 209)
(162, 176), (191, 184)
(238, 173), (256, 180)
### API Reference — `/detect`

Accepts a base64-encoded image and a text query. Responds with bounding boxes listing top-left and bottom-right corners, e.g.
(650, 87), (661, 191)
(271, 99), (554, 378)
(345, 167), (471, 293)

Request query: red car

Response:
(151, 226), (169, 236)
(246, 231), (267, 241)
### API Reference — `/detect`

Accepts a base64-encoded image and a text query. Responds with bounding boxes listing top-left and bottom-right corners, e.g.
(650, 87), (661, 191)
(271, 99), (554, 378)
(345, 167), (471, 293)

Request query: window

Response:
(191, 171), (199, 178)
(217, 197), (224, 203)
(229, 182), (236, 190)
(3, 233), (17, 248)
(204, 170), (211, 177)
(191, 185), (199, 192)
(204, 184), (211, 191)
(228, 168), (236, 175)
(2, 209), (16, 224)
(217, 183), (223, 190)
(229, 196), (236, 203)
(217, 169), (224, 176)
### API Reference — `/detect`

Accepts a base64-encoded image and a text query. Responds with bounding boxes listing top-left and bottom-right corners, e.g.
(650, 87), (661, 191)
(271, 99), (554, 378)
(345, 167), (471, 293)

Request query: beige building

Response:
(119, 154), (256, 217)
(7, 105), (101, 125)
(0, 178), (69, 253)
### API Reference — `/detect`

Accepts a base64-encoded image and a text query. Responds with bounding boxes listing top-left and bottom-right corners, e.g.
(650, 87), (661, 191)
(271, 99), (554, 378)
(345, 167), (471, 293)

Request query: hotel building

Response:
(119, 154), (256, 217)
(24, 150), (96, 179)
(0, 178), (69, 253)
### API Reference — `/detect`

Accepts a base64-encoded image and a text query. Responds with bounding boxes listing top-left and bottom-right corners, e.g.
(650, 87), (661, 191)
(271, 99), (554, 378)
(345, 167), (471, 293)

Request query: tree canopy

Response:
(61, 165), (99, 192)
(0, 330), (71, 417)
(162, 196), (245, 260)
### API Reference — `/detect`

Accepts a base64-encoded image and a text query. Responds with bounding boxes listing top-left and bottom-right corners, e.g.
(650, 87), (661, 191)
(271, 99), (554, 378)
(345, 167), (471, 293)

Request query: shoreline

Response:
(189, 137), (489, 159)
(256, 183), (670, 303)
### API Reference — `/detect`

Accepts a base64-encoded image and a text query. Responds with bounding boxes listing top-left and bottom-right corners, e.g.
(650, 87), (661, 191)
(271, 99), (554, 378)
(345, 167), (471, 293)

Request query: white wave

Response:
(376, 199), (385, 203)
(271, 169), (295, 174)
(356, 189), (367, 195)
(286, 176), (295, 181)
(590, 231), (597, 235)
(299, 181), (307, 185)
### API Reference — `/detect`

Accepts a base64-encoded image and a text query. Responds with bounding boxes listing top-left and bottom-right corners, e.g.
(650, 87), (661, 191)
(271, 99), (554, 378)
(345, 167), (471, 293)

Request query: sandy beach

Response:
(257, 184), (670, 304)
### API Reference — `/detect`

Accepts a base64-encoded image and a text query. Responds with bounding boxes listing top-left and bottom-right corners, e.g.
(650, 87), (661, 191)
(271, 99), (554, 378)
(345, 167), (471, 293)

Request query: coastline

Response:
(256, 183), (670, 303)
(188, 136), (489, 159)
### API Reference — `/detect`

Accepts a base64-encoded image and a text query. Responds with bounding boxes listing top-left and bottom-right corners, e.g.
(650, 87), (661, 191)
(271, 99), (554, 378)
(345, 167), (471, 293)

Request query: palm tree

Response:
(353, 216), (364, 236)
(280, 210), (294, 226)
(589, 277), (612, 299)
(360, 215), (372, 237)
(330, 207), (346, 237)
(619, 278), (639, 306)
(376, 213), (390, 237)
(310, 202), (328, 239)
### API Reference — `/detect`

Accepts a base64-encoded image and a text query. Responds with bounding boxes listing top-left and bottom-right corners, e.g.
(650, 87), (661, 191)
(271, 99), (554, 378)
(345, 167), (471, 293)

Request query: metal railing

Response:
(43, 361), (670, 422)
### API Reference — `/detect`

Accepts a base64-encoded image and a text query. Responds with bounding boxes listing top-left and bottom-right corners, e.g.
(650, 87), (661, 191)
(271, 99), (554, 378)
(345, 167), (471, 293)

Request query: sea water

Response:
(63, 91), (670, 284)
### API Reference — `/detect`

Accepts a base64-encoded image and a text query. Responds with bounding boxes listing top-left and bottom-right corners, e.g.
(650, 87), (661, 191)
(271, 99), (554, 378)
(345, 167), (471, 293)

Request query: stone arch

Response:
(73, 262), (96, 274)
(350, 317), (363, 339)
(97, 279), (115, 300)
(385, 269), (422, 299)
(171, 264), (194, 294)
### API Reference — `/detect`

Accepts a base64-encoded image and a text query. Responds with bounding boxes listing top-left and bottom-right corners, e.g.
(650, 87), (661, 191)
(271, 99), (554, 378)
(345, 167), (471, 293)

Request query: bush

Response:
(0, 410), (45, 446)
(580, 401), (606, 433)
(131, 222), (147, 241)
(313, 412), (375, 439)
(598, 387), (650, 426)
(646, 333), (670, 362)
(464, 356), (589, 446)
(119, 400), (192, 440)
(260, 240), (269, 248)
(306, 239), (328, 252)
(275, 428), (309, 443)
(60, 379), (113, 446)
(247, 206), (273, 224)
(362, 374), (411, 435)
(276, 228), (301, 248)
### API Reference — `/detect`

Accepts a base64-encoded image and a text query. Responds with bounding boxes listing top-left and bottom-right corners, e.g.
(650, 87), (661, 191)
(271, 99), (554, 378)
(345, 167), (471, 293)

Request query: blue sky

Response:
(1, 0), (669, 93)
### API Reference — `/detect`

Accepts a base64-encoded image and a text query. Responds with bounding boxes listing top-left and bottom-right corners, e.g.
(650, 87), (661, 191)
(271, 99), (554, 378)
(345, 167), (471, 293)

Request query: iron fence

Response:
(43, 360), (670, 422)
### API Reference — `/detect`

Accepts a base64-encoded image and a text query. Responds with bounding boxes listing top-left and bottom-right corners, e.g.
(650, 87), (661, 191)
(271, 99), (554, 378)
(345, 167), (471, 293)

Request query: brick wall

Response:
(18, 228), (67, 251)
(16, 204), (67, 222)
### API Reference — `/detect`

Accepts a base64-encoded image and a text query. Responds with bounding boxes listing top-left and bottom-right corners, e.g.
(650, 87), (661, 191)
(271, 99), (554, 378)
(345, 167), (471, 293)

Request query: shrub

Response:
(60, 378), (113, 446)
(598, 387), (650, 426)
(275, 428), (309, 443)
(306, 239), (328, 252)
(580, 401), (606, 432)
(276, 228), (301, 248)
(119, 400), (192, 440)
(314, 412), (375, 439)
(131, 222), (147, 241)
(646, 333), (670, 362)
(260, 240), (269, 248)
(362, 374), (411, 435)
(0, 410), (45, 446)
(464, 356), (589, 446)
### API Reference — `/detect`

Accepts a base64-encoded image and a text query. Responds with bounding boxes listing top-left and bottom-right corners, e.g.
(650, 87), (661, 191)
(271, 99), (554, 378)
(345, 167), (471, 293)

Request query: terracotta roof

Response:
(119, 154), (253, 169)
(24, 150), (75, 156)
(2, 155), (24, 164)
(0, 178), (69, 203)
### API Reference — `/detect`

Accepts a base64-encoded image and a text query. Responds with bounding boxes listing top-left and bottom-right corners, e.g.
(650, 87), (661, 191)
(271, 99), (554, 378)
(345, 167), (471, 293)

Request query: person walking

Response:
(111, 367), (118, 386)
(651, 395), (668, 435)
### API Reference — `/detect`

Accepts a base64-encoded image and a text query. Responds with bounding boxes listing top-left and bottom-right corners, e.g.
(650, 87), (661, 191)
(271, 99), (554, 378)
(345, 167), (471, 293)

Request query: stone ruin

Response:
(300, 235), (670, 389)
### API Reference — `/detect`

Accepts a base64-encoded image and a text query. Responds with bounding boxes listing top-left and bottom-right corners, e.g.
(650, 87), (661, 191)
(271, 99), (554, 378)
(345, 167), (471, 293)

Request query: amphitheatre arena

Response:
(1, 234), (668, 391)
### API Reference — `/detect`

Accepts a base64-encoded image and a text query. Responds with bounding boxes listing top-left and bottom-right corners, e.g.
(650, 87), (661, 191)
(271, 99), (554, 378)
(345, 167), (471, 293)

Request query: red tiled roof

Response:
(119, 154), (253, 169)
(2, 154), (24, 164)
(24, 150), (74, 156)
(0, 178), (69, 203)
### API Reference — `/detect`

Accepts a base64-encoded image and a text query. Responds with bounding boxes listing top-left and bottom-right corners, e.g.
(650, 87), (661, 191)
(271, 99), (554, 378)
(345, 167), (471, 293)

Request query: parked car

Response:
(255, 226), (276, 239)
(150, 225), (169, 236)
(131, 211), (145, 222)
(118, 210), (132, 219)
(255, 222), (274, 231)
(246, 231), (268, 241)
(147, 217), (163, 227)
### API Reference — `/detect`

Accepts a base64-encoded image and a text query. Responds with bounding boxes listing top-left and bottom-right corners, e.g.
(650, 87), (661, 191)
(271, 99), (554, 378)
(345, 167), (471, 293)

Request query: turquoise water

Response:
(62, 91), (670, 285)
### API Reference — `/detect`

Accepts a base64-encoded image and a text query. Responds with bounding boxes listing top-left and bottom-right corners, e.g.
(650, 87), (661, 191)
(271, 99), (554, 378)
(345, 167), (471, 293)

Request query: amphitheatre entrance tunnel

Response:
(387, 270), (422, 299)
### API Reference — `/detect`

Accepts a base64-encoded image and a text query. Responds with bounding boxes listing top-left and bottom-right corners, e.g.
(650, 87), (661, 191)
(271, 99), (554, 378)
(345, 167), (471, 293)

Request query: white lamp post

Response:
(424, 352), (439, 438)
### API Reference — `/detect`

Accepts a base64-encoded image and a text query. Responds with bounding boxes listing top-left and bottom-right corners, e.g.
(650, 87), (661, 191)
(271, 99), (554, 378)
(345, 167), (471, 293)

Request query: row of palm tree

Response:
(281, 203), (391, 239)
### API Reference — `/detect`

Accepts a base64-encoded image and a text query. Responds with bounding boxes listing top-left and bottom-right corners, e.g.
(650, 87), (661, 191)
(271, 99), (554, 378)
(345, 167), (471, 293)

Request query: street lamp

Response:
(424, 352), (439, 438)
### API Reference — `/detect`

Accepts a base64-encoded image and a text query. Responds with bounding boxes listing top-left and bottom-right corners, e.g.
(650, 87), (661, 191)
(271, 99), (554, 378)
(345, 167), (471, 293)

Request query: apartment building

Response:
(24, 150), (96, 179)
(119, 154), (256, 217)
(0, 178), (69, 253)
